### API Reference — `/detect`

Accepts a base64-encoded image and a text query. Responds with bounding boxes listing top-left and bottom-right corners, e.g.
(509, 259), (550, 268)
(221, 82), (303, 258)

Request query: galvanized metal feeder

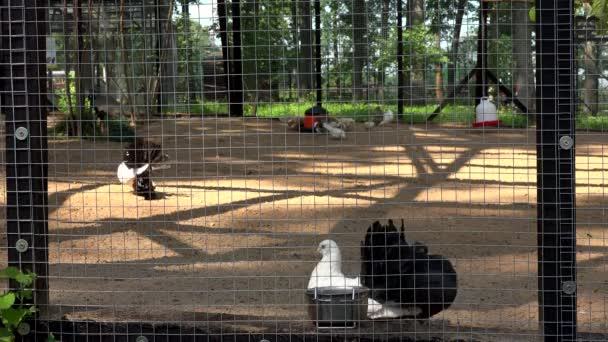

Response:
(305, 287), (368, 329)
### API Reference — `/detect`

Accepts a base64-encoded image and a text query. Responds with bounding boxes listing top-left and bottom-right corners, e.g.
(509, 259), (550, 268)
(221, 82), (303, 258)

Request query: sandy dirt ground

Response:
(0, 117), (607, 341)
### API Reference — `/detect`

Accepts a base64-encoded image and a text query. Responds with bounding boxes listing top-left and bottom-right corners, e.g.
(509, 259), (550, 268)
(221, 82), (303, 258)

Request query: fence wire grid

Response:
(0, 0), (606, 341)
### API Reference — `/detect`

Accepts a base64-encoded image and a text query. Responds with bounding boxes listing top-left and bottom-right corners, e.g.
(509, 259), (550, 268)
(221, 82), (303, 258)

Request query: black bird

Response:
(361, 219), (458, 319)
(117, 138), (169, 200)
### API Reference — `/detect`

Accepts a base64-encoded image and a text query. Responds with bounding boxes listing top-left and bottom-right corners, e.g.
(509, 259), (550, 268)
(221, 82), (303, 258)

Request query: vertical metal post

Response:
(475, 0), (489, 106)
(314, 0), (322, 107)
(396, 0), (403, 119)
(231, 0), (243, 116)
(535, 0), (577, 339)
(217, 0), (230, 110)
(0, 0), (50, 310)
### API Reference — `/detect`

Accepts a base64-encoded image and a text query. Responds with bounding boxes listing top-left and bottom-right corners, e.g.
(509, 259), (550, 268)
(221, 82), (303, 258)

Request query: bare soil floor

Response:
(1, 117), (607, 341)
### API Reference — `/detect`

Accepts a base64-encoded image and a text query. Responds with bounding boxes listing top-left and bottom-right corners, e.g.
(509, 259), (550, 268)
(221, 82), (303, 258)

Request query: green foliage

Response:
(498, 107), (531, 128)
(488, 34), (516, 87)
(175, 17), (216, 94)
(576, 114), (608, 130)
(592, 0), (608, 31)
(529, 6), (536, 22)
(0, 267), (37, 342)
(54, 71), (91, 115)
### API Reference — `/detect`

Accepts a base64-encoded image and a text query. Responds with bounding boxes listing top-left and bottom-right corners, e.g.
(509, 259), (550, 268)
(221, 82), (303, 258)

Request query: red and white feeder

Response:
(473, 97), (501, 127)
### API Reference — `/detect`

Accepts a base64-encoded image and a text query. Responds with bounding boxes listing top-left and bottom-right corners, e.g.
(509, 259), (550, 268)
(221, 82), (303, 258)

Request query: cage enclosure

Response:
(0, 0), (606, 341)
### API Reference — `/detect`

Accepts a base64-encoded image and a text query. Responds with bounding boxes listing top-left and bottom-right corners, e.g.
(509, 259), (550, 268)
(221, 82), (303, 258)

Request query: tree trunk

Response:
(217, 0), (229, 103)
(161, 6), (178, 108)
(334, 35), (341, 98)
(290, 0), (299, 97)
(182, 1), (196, 101)
(119, 0), (136, 125)
(435, 34), (443, 101)
(352, 0), (367, 101)
(447, 0), (467, 94)
(377, 0), (390, 100)
(73, 0), (84, 135)
(62, 0), (76, 135)
(583, 40), (599, 115)
(512, 0), (535, 113)
(298, 0), (313, 98)
(230, 0), (243, 116)
(405, 0), (425, 105)
(243, 0), (260, 109)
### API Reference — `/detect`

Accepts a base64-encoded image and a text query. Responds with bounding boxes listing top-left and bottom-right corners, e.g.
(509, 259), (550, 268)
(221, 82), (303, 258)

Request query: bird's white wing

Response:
(367, 299), (422, 319)
(308, 261), (361, 289)
(135, 163), (150, 175)
(117, 162), (136, 184)
(321, 122), (346, 139)
(378, 110), (395, 126)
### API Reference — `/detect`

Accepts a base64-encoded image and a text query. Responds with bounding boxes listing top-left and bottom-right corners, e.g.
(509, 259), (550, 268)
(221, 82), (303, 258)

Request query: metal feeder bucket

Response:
(305, 286), (368, 329)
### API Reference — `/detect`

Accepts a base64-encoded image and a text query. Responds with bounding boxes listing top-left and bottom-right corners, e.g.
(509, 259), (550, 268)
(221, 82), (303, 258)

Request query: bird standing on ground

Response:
(364, 109), (395, 129)
(360, 219), (458, 319)
(117, 138), (170, 200)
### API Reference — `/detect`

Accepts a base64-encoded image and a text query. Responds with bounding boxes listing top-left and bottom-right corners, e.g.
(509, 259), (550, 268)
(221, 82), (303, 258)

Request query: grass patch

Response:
(165, 102), (230, 115)
(246, 102), (476, 125)
(163, 100), (539, 128)
(576, 115), (608, 130)
(497, 106), (531, 128)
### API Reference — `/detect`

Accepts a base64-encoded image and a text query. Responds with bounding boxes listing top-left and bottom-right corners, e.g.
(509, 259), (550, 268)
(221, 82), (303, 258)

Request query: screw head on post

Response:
(562, 281), (576, 295)
(15, 127), (28, 141)
(17, 322), (30, 336)
(15, 239), (28, 253)
(559, 136), (573, 150)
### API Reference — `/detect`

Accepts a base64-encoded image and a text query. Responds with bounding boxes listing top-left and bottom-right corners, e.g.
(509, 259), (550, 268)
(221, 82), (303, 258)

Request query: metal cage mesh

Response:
(0, 0), (605, 340)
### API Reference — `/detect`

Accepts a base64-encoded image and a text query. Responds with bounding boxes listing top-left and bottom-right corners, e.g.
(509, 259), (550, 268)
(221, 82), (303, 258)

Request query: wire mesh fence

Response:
(0, 0), (606, 341)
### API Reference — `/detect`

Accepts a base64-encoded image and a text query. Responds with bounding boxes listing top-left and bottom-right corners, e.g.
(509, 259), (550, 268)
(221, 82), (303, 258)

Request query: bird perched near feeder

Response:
(307, 239), (396, 318)
(117, 138), (170, 200)
(308, 240), (360, 289)
(360, 219), (458, 319)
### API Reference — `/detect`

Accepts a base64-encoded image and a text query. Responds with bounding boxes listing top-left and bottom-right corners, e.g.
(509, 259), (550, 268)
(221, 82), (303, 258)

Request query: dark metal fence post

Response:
(535, 0), (577, 339)
(314, 0), (322, 107)
(396, 0), (403, 119)
(0, 0), (50, 312)
(231, 0), (243, 116)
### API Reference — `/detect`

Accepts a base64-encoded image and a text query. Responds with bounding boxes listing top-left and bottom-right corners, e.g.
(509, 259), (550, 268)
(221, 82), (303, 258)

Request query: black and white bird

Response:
(360, 219), (458, 319)
(117, 138), (169, 200)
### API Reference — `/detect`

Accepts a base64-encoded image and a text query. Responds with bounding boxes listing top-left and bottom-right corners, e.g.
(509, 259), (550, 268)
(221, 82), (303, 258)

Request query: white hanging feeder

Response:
(473, 97), (501, 127)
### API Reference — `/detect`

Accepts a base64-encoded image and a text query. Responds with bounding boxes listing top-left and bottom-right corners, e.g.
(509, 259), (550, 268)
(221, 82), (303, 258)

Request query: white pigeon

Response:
(308, 240), (359, 289)
(116, 162), (149, 184)
(321, 121), (346, 140)
(377, 110), (395, 126)
(307, 239), (415, 319)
